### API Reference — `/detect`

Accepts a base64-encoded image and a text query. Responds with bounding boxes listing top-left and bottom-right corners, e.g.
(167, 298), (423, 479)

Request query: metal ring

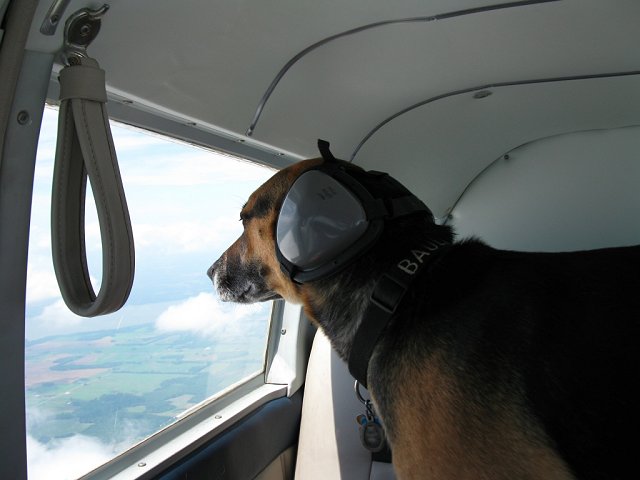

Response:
(354, 380), (368, 405)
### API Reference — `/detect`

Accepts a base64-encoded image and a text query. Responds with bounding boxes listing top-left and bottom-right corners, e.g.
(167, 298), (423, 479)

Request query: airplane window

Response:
(25, 107), (275, 479)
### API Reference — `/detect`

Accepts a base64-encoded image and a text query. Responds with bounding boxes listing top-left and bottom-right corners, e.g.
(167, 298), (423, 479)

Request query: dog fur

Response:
(209, 158), (640, 479)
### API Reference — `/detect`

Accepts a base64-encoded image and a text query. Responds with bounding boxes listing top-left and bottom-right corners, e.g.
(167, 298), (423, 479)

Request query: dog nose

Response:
(207, 263), (216, 280)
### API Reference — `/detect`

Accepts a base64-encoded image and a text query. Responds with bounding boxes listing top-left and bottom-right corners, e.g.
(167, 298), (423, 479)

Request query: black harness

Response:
(348, 238), (450, 387)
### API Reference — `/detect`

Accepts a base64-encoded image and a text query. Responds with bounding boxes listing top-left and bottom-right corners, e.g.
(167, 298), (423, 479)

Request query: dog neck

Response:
(348, 237), (451, 385)
(301, 219), (454, 376)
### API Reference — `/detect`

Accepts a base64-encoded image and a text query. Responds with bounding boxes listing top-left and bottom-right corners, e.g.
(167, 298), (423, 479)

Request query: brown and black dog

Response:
(208, 156), (639, 479)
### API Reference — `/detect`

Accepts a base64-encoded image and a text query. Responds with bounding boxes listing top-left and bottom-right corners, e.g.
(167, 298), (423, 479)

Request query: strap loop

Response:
(58, 58), (107, 103)
(51, 56), (135, 317)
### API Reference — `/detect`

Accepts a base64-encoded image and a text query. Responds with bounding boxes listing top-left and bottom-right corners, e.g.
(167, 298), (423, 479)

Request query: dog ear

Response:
(317, 139), (339, 163)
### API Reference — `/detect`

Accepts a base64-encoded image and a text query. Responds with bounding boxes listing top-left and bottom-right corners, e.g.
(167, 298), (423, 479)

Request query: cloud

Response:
(26, 405), (148, 479)
(26, 268), (60, 304)
(34, 107), (59, 165)
(132, 214), (241, 254)
(120, 152), (274, 188)
(28, 294), (103, 332)
(111, 125), (171, 151)
(27, 434), (114, 480)
(35, 108), (275, 189)
(31, 299), (85, 329)
(155, 292), (268, 337)
(27, 255), (100, 302)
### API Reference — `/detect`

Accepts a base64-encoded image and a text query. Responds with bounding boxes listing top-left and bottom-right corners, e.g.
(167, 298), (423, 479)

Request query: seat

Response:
(295, 331), (396, 479)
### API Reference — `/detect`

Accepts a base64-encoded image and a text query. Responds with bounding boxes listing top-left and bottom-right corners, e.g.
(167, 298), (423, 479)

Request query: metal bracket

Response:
(62, 4), (110, 64)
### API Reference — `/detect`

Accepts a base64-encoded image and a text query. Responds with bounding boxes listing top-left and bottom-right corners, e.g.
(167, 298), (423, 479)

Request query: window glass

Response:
(25, 107), (275, 479)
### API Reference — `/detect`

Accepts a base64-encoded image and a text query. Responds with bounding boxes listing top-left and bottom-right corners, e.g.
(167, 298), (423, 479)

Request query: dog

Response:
(208, 146), (639, 479)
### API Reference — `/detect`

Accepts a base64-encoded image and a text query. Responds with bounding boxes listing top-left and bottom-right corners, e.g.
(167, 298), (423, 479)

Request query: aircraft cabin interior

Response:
(1, 0), (639, 479)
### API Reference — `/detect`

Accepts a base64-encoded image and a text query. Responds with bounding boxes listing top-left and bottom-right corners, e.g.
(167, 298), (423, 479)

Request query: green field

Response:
(26, 321), (268, 445)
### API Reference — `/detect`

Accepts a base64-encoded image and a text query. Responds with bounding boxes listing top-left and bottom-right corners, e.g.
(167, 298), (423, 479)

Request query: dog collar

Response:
(348, 238), (450, 387)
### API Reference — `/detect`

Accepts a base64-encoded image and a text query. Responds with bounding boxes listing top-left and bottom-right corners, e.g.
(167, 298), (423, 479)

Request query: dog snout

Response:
(207, 261), (217, 281)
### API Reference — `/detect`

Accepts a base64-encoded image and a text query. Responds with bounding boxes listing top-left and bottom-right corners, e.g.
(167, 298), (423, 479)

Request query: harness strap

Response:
(51, 56), (135, 317)
(348, 240), (449, 387)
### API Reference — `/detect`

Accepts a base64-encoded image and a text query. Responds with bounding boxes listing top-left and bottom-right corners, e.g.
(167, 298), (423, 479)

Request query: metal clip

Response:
(354, 380), (368, 405)
(63, 4), (110, 64)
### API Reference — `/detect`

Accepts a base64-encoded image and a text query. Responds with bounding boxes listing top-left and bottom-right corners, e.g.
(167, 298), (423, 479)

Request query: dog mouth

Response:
(209, 259), (281, 304)
(218, 287), (281, 304)
(233, 284), (281, 304)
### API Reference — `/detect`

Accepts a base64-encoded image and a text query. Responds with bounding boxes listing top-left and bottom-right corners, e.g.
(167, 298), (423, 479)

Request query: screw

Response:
(79, 23), (92, 37)
(214, 415), (222, 420)
(137, 462), (147, 468)
(503, 154), (510, 161)
(281, 329), (287, 335)
(17, 111), (31, 125)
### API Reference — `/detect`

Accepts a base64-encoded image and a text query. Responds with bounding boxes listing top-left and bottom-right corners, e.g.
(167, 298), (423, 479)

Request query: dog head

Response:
(208, 150), (436, 309)
(207, 158), (324, 304)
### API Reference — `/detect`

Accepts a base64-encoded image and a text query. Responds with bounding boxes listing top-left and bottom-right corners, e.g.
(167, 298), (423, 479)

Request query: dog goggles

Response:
(276, 140), (433, 283)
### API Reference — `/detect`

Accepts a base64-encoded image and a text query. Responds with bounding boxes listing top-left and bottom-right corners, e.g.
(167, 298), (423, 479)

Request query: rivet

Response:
(472, 90), (492, 99)
(214, 414), (222, 420)
(503, 154), (510, 161)
(137, 462), (147, 468)
(79, 24), (92, 37)
(17, 111), (31, 126)
(281, 329), (287, 335)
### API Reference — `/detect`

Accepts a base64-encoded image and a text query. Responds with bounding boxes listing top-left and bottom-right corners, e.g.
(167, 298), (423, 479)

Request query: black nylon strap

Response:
(348, 240), (449, 386)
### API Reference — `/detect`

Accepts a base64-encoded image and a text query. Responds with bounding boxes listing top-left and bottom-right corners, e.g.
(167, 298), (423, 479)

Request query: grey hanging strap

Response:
(51, 52), (135, 317)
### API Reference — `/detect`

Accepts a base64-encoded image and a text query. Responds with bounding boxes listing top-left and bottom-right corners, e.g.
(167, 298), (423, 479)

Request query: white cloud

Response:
(155, 292), (267, 337)
(34, 107), (59, 164)
(27, 253), (101, 302)
(27, 434), (114, 480)
(26, 268), (60, 304)
(120, 152), (273, 187)
(132, 214), (241, 253)
(111, 128), (169, 151)
(28, 296), (100, 332)
(32, 299), (84, 329)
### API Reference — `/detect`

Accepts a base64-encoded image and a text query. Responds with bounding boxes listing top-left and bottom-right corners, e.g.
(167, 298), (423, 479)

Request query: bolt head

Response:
(17, 111), (31, 125)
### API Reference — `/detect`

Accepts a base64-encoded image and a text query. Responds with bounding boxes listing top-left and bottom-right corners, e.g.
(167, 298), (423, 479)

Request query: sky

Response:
(26, 107), (276, 479)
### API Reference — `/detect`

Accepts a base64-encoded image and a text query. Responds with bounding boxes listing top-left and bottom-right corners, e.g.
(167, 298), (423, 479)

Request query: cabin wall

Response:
(449, 126), (640, 252)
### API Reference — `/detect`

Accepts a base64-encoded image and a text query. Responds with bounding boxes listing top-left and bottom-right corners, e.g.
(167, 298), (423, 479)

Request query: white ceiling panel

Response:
(355, 74), (640, 218)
